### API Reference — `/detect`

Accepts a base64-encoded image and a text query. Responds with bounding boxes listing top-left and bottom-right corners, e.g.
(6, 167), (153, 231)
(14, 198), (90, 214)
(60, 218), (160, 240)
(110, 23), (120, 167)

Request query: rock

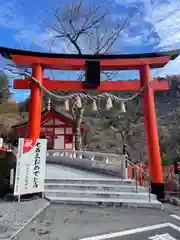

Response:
(168, 196), (180, 206)
(40, 220), (52, 226)
(37, 227), (50, 235)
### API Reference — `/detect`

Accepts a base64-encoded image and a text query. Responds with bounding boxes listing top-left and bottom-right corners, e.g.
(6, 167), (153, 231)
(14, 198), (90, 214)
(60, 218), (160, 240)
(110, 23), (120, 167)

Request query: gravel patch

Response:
(0, 201), (17, 218)
(0, 199), (49, 240)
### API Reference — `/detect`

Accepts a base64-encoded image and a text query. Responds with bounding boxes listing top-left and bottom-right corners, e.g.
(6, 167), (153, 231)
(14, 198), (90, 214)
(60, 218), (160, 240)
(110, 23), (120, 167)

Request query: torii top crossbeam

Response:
(0, 46), (179, 70)
(1, 46), (180, 92)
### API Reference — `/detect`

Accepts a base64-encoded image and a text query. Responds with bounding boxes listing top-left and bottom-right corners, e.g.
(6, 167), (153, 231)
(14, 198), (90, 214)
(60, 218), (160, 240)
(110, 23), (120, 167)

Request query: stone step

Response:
(48, 196), (162, 209)
(45, 178), (136, 186)
(45, 183), (148, 193)
(45, 189), (156, 200)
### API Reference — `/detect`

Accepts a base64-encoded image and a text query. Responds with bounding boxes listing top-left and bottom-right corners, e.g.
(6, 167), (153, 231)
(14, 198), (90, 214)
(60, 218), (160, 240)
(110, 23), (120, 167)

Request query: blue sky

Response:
(0, 0), (180, 102)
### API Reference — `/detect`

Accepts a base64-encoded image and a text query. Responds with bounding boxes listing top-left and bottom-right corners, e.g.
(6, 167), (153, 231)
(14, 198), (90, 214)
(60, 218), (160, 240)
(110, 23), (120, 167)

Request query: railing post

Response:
(91, 156), (94, 161)
(139, 164), (143, 186)
(121, 154), (128, 179)
(135, 166), (138, 193)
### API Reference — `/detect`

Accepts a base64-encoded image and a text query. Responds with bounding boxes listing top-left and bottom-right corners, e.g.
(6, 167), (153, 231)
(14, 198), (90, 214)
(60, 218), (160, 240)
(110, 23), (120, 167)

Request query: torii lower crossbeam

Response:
(14, 78), (169, 91)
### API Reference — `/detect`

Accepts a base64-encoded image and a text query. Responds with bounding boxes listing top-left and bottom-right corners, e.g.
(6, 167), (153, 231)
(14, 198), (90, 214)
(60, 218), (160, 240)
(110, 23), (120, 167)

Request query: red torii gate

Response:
(1, 46), (180, 201)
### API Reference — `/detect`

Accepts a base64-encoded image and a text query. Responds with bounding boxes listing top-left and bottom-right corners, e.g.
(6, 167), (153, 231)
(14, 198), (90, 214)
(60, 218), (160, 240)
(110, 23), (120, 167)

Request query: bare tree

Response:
(82, 96), (146, 160)
(46, 0), (132, 54)
(107, 97), (144, 157)
(43, 0), (136, 150)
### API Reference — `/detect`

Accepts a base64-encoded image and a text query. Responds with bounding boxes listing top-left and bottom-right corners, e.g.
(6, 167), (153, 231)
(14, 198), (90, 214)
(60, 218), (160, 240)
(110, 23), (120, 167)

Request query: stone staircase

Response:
(44, 178), (162, 209)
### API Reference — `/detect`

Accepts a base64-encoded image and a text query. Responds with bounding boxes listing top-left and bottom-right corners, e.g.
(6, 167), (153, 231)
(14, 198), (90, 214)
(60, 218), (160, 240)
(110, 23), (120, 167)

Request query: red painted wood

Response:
(14, 79), (169, 91)
(28, 64), (43, 138)
(140, 65), (163, 184)
(128, 165), (177, 193)
(42, 124), (69, 127)
(12, 55), (171, 70)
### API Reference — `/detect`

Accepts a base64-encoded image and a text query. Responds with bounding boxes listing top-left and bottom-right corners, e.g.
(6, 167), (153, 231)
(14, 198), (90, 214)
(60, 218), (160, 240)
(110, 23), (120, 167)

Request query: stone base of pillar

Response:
(151, 182), (165, 202)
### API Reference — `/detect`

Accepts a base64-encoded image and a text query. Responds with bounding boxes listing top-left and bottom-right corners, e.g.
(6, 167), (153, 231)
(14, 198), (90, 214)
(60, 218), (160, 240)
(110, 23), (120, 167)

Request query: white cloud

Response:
(142, 0), (180, 76)
(115, 0), (180, 76)
(152, 56), (180, 77)
(145, 0), (180, 50)
(120, 33), (145, 47)
(0, 0), (67, 52)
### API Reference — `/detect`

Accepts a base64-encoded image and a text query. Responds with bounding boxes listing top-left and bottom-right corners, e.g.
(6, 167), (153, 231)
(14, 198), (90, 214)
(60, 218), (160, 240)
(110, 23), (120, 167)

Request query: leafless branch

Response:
(45, 0), (132, 57)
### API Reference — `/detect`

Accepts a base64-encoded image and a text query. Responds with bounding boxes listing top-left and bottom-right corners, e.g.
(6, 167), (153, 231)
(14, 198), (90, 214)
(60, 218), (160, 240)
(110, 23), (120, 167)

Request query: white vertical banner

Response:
(14, 138), (47, 196)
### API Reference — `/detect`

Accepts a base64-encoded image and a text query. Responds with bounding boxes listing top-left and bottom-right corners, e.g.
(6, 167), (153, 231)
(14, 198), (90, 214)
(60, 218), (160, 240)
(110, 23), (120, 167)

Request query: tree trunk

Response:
(74, 107), (84, 150)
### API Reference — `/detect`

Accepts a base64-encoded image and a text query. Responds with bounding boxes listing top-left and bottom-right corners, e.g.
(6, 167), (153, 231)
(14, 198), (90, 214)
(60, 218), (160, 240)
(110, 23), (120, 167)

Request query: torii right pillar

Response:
(140, 64), (164, 201)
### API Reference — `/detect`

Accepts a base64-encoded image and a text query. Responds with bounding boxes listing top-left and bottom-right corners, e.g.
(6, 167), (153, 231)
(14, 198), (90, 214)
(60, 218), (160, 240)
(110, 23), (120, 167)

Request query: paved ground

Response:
(15, 202), (180, 240)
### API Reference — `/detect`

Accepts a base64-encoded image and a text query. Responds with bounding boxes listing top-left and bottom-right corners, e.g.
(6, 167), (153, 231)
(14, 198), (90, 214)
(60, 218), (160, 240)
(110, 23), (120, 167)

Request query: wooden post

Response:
(28, 64), (43, 139)
(140, 64), (164, 201)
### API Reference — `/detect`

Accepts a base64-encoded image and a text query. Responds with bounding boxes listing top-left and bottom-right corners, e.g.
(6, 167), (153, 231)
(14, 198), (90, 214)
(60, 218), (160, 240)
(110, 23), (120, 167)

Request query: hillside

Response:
(80, 78), (180, 164)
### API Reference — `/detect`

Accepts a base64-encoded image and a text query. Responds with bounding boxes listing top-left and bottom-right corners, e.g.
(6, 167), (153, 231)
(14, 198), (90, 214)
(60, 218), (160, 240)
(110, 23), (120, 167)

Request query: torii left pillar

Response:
(28, 63), (43, 139)
(140, 64), (164, 201)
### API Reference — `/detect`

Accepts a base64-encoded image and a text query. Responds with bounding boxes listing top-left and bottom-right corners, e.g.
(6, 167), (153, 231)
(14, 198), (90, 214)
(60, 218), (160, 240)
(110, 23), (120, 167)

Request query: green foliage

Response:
(0, 73), (11, 103)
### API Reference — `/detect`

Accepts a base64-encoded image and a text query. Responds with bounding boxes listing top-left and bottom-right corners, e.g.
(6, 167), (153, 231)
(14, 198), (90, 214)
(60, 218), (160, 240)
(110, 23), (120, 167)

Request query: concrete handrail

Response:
(46, 155), (122, 177)
(48, 149), (122, 158)
(47, 149), (123, 164)
(48, 149), (121, 157)
(47, 149), (128, 179)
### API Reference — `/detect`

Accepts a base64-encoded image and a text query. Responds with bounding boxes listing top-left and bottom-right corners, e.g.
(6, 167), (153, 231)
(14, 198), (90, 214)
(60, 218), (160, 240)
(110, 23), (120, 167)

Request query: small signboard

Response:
(14, 138), (47, 196)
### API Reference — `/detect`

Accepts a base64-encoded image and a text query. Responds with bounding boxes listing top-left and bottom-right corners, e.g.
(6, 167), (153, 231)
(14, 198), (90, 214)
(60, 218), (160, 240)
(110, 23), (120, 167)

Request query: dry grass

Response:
(0, 112), (27, 138)
(0, 101), (28, 138)
(0, 102), (18, 113)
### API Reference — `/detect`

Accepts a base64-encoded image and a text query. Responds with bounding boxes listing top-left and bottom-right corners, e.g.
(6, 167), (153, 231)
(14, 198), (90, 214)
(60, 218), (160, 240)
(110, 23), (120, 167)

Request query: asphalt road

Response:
(16, 203), (180, 240)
